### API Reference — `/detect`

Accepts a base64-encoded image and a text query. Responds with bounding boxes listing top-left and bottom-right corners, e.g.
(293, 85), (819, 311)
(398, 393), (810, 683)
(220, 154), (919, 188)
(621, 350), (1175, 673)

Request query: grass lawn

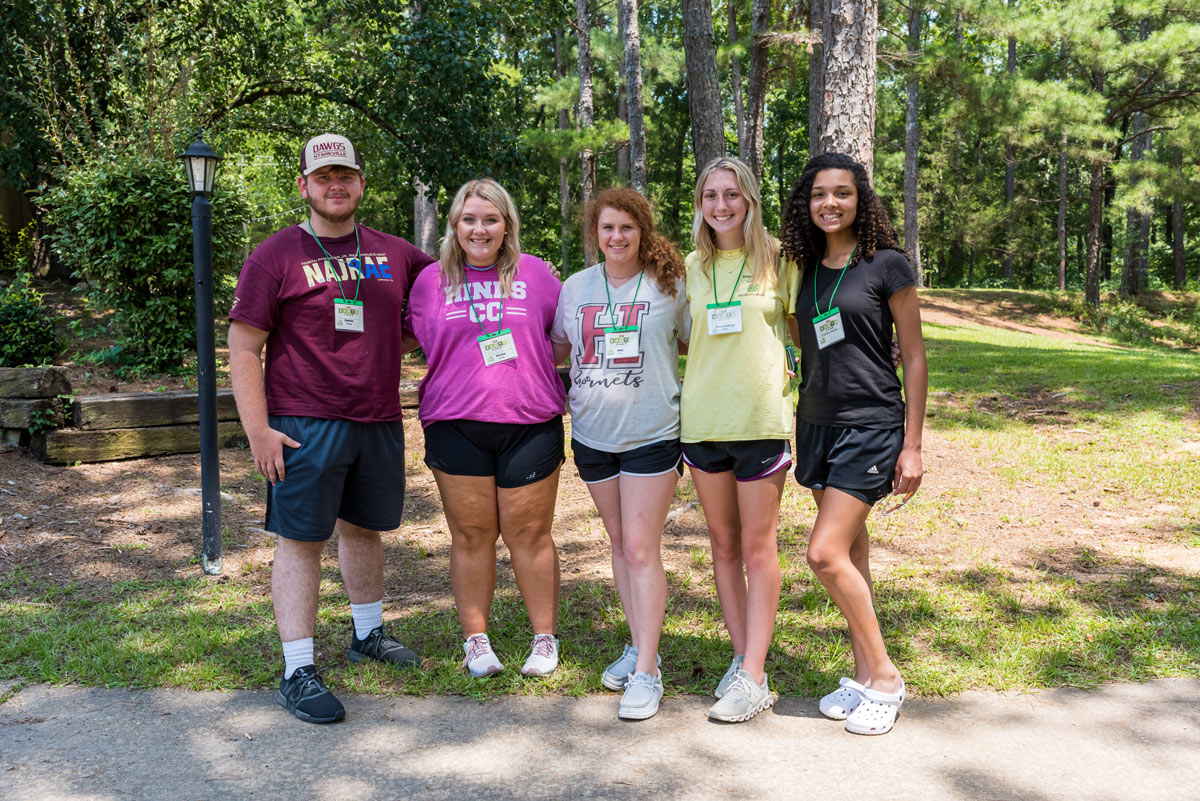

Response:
(1, 292), (1198, 699)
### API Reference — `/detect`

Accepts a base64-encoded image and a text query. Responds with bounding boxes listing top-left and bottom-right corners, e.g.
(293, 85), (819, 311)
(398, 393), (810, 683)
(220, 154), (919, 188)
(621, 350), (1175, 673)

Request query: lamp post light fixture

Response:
(178, 129), (223, 576)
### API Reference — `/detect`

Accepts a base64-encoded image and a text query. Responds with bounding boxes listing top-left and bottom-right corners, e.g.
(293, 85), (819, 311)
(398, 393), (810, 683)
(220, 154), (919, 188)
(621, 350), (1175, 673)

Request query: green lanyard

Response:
(465, 262), (504, 338)
(814, 246), (857, 317)
(307, 221), (362, 302)
(712, 258), (746, 306)
(602, 263), (643, 329)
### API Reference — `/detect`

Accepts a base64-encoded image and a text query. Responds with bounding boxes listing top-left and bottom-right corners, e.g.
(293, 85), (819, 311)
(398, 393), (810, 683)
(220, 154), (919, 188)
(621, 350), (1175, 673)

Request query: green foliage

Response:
(0, 223), (36, 277)
(27, 394), (73, 436)
(0, 273), (60, 368)
(41, 153), (249, 375)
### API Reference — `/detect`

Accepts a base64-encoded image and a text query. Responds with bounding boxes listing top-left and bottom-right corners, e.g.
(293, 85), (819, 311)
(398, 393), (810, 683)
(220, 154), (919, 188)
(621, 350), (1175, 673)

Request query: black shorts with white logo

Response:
(572, 438), (684, 484)
(682, 439), (792, 482)
(423, 416), (564, 489)
(794, 420), (903, 505)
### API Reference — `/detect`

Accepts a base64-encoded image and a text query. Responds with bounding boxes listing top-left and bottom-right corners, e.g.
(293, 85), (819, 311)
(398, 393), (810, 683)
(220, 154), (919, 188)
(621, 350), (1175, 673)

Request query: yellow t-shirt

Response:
(680, 248), (800, 442)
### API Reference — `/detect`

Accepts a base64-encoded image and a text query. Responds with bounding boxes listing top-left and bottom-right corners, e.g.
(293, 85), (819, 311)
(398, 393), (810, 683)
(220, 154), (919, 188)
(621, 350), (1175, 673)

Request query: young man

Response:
(229, 134), (432, 723)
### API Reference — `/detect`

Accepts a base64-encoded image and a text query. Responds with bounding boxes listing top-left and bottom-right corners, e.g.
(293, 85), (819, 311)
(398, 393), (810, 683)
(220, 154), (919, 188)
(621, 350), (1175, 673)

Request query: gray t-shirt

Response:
(552, 264), (691, 452)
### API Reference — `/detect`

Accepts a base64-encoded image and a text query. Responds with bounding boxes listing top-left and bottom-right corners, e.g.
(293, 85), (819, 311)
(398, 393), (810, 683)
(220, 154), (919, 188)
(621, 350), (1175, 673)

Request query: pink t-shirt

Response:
(229, 224), (430, 422)
(407, 254), (566, 426)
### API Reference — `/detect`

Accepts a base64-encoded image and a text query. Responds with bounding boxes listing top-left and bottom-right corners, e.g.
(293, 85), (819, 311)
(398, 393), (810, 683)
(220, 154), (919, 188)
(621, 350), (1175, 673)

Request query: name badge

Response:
(334, 299), (364, 333)
(813, 308), (845, 349)
(706, 302), (742, 335)
(604, 326), (640, 359)
(478, 329), (517, 366)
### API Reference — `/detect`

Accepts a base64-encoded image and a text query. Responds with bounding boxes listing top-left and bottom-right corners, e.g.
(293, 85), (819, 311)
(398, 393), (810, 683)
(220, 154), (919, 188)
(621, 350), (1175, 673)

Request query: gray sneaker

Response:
(602, 644), (638, 690)
(618, 671), (664, 720)
(602, 645), (662, 690)
(707, 669), (774, 722)
(714, 653), (745, 698)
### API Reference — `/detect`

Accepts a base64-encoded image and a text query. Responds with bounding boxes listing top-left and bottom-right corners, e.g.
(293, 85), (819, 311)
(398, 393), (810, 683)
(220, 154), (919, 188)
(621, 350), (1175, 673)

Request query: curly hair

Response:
(779, 152), (901, 272)
(586, 187), (685, 296)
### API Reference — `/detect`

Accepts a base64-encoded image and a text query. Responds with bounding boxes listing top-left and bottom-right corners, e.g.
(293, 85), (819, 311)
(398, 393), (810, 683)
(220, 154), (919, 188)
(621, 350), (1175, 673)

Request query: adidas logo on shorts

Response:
(866, 465), (879, 475)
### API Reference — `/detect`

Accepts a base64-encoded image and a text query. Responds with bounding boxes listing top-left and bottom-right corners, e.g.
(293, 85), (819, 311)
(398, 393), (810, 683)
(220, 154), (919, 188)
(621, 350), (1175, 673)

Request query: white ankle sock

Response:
(350, 600), (384, 640)
(282, 638), (314, 679)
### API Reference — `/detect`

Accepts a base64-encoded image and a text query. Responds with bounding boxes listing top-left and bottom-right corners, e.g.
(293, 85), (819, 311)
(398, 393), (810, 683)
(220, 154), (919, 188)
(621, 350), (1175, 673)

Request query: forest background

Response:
(2, 0), (1199, 375)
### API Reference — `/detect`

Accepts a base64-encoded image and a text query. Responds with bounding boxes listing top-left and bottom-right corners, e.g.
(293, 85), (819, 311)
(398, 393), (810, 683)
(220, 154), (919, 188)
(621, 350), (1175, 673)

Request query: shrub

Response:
(41, 152), (249, 375)
(0, 273), (60, 367)
(0, 222), (36, 277)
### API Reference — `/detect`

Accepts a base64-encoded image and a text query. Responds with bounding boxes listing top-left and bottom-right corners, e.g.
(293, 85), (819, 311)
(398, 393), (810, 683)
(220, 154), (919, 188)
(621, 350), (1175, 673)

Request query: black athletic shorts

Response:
(572, 438), (684, 484)
(265, 416), (406, 542)
(794, 420), (903, 505)
(423, 416), (564, 489)
(682, 439), (793, 482)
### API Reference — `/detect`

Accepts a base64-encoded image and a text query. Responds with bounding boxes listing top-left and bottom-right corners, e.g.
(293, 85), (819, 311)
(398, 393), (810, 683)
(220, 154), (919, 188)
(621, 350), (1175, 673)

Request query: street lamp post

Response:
(179, 131), (223, 576)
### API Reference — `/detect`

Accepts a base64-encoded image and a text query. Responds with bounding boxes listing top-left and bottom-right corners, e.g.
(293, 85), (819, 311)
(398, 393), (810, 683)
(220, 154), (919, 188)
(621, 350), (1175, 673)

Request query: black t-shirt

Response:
(795, 248), (915, 429)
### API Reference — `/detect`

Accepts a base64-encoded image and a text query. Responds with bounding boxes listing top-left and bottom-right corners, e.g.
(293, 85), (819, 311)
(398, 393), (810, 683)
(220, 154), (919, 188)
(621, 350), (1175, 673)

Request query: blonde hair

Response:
(439, 178), (523, 295)
(691, 157), (780, 290)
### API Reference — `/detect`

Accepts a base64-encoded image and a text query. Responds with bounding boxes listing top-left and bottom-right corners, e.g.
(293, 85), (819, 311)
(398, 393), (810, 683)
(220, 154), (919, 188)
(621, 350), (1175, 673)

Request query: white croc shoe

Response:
(845, 680), (905, 735)
(819, 677), (868, 721)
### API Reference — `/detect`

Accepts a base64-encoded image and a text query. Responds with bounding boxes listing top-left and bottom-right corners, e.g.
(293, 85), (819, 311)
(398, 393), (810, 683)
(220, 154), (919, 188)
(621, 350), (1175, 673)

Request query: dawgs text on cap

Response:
(300, 134), (363, 176)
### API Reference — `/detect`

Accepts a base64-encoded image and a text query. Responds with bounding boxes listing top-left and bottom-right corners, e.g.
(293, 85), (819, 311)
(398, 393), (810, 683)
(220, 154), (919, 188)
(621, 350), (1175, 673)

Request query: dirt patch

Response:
(919, 290), (1110, 346)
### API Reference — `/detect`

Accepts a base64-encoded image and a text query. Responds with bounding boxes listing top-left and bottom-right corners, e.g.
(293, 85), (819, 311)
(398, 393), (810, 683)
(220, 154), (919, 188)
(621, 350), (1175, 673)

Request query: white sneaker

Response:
(618, 671), (664, 720)
(714, 653), (745, 698)
(707, 669), (775, 722)
(521, 634), (560, 676)
(461, 633), (504, 678)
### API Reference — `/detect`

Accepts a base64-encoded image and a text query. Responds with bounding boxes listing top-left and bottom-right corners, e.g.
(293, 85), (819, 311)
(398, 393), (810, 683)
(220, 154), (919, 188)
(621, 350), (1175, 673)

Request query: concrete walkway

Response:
(1, 679), (1197, 801)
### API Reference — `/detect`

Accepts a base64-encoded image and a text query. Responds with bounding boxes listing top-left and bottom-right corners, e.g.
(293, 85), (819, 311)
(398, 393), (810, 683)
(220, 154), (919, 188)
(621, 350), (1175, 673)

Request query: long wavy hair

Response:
(691, 157), (780, 290)
(586, 187), (685, 296)
(779, 152), (901, 274)
(439, 178), (523, 296)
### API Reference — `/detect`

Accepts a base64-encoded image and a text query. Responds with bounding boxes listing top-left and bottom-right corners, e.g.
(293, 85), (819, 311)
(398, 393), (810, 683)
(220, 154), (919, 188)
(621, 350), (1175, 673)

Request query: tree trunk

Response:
(903, 5), (921, 286)
(616, 1), (630, 182)
(622, 0), (647, 194)
(808, 0), (825, 158)
(555, 27), (571, 272)
(1003, 34), (1015, 283)
(1085, 139), (1105, 306)
(729, 0), (746, 158)
(743, 0), (770, 180)
(1121, 112), (1149, 298)
(682, 0), (725, 170)
(413, 178), (438, 259)
(815, 0), (879, 180)
(1174, 147), (1186, 289)
(1057, 132), (1068, 291)
(576, 0), (597, 266)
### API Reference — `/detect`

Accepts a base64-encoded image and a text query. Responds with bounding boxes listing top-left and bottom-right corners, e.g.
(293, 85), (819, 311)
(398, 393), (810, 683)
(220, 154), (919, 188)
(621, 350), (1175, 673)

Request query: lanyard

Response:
(464, 261), (503, 337)
(602, 263), (643, 326)
(814, 246), (857, 316)
(307, 222), (362, 302)
(712, 258), (746, 306)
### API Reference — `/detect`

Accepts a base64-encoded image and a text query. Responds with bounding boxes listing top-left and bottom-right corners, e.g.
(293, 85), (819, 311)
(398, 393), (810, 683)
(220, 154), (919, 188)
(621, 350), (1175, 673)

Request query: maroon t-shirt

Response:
(229, 224), (432, 422)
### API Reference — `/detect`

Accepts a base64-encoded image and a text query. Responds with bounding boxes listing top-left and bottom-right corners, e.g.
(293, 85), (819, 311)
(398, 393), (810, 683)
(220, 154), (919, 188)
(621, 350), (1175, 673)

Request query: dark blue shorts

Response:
(265, 416), (406, 542)
(423, 416), (564, 489)
(572, 438), (683, 484)
(794, 421), (903, 505)
(682, 439), (792, 482)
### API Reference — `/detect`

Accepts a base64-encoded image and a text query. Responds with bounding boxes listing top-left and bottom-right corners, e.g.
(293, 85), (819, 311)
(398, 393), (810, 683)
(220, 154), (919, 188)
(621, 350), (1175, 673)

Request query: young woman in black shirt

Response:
(780, 152), (927, 735)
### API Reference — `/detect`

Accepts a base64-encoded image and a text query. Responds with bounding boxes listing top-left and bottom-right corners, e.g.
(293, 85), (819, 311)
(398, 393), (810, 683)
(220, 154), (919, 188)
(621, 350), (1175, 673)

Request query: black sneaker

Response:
(348, 625), (421, 668)
(277, 665), (345, 724)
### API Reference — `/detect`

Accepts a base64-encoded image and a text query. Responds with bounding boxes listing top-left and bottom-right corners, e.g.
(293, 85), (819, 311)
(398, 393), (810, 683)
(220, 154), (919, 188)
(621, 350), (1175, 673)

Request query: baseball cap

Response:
(300, 134), (363, 176)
